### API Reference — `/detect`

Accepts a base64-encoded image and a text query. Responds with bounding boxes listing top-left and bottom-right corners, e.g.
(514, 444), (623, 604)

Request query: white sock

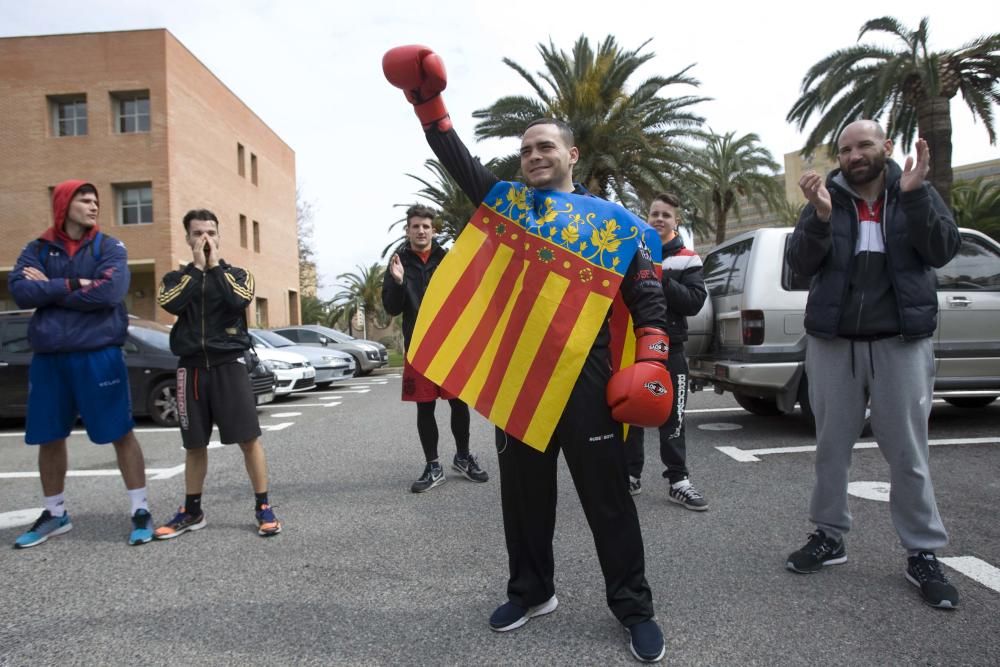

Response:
(671, 479), (691, 490)
(127, 487), (149, 515)
(44, 493), (66, 517)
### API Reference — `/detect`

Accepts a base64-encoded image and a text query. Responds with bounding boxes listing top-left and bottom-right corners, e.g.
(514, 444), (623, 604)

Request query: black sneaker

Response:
(629, 476), (642, 496)
(786, 530), (847, 573)
(667, 480), (708, 510)
(626, 618), (666, 663)
(488, 595), (558, 632)
(453, 453), (489, 483)
(906, 552), (959, 609)
(411, 462), (446, 493)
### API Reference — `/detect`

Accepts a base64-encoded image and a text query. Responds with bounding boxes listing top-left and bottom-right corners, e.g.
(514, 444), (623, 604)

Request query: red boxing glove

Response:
(382, 45), (452, 131)
(606, 362), (674, 428)
(634, 326), (669, 363)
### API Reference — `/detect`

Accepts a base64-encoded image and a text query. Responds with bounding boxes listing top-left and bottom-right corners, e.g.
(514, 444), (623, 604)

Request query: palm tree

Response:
(299, 294), (329, 325)
(332, 263), (391, 336)
(787, 17), (1000, 205)
(381, 158), (517, 258)
(472, 35), (708, 203)
(689, 131), (783, 245)
(952, 177), (1000, 241)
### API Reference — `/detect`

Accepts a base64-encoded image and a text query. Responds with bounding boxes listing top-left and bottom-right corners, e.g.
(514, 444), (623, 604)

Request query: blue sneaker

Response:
(627, 618), (666, 663)
(488, 595), (558, 632)
(128, 509), (153, 546)
(14, 510), (73, 549)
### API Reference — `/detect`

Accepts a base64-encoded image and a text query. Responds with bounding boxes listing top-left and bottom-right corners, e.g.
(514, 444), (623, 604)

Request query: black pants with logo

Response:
(624, 342), (690, 483)
(495, 359), (654, 627)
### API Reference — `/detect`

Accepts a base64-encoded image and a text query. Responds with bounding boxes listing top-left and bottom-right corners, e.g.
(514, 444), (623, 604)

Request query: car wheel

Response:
(353, 355), (371, 376)
(148, 378), (179, 427)
(943, 396), (998, 408)
(733, 392), (783, 416)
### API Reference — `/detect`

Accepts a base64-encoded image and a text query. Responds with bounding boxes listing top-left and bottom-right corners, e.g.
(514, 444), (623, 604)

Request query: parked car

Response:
(686, 227), (1000, 423)
(0, 312), (277, 426)
(251, 345), (316, 396)
(272, 324), (388, 375)
(249, 329), (355, 386)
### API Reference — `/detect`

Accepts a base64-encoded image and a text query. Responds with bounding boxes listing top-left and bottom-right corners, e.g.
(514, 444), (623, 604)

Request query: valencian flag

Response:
(407, 181), (661, 452)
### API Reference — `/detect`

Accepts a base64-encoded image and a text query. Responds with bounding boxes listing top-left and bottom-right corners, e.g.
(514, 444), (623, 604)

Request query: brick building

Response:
(0, 29), (299, 326)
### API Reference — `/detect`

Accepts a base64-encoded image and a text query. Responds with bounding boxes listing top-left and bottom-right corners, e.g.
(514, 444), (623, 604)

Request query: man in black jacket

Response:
(784, 121), (960, 610)
(624, 193), (708, 509)
(385, 45), (671, 663)
(153, 209), (281, 539)
(382, 204), (488, 492)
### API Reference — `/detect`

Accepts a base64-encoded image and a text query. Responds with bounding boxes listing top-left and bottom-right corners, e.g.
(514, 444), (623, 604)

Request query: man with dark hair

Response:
(785, 120), (961, 609)
(9, 180), (154, 548)
(624, 193), (708, 507)
(385, 46), (673, 662)
(382, 204), (489, 492)
(153, 209), (281, 539)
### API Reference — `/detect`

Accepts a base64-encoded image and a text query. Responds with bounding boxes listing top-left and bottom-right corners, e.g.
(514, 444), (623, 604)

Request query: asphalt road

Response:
(1, 370), (998, 665)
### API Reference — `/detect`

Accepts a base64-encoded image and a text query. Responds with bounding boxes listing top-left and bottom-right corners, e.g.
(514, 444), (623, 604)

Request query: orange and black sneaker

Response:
(255, 504), (282, 537)
(154, 507), (207, 540)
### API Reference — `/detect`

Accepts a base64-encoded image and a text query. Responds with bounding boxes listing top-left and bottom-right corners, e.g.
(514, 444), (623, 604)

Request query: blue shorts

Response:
(26, 347), (135, 445)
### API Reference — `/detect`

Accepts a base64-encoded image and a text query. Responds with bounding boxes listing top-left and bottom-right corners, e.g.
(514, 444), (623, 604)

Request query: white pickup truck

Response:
(685, 227), (1000, 423)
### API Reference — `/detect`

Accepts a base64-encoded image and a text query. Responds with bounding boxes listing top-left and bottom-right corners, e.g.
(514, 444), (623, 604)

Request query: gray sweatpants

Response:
(805, 335), (948, 552)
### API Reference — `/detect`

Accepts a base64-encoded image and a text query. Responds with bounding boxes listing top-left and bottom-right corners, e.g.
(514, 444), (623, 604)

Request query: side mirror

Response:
(319, 336), (329, 346)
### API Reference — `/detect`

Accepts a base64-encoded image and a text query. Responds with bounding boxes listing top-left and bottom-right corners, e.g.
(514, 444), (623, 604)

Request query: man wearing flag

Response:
(385, 46), (673, 663)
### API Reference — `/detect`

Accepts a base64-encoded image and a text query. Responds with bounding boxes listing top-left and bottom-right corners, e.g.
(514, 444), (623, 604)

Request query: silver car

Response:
(272, 325), (388, 376)
(687, 227), (1000, 422)
(249, 329), (356, 387)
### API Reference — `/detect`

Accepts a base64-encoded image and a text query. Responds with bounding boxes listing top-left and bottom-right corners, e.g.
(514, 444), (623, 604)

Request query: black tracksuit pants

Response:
(495, 356), (654, 627)
(625, 342), (689, 483)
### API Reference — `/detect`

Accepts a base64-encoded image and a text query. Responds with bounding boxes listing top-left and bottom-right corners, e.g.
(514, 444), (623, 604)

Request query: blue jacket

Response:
(8, 180), (130, 353)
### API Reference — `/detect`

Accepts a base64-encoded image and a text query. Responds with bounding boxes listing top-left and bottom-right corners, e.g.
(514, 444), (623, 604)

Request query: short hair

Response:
(524, 118), (575, 147)
(652, 192), (681, 208)
(73, 183), (98, 199)
(405, 204), (436, 227)
(183, 208), (219, 233)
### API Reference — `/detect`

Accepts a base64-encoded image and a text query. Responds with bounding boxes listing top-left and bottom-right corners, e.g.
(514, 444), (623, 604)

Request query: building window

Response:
(255, 297), (269, 328)
(288, 290), (300, 325)
(49, 94), (87, 136)
(251, 153), (258, 185)
(112, 91), (150, 133)
(237, 143), (245, 177)
(115, 184), (154, 225)
(253, 220), (260, 253)
(239, 214), (248, 248)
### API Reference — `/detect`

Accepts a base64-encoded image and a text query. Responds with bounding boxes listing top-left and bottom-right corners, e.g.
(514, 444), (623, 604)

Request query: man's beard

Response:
(844, 153), (887, 186)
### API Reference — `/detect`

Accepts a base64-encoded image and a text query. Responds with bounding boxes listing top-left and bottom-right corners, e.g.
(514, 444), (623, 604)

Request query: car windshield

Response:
(320, 328), (354, 343)
(251, 329), (294, 348)
(129, 321), (172, 351)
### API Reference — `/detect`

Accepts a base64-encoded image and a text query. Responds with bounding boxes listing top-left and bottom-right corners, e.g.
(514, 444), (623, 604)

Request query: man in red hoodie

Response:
(8, 180), (153, 548)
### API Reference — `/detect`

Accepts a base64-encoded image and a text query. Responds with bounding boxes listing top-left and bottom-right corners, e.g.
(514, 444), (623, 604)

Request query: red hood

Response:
(41, 179), (100, 255)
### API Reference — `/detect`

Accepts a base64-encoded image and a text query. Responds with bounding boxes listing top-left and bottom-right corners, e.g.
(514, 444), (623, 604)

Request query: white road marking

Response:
(0, 466), (185, 480)
(269, 412), (302, 417)
(265, 422), (294, 431)
(686, 407), (746, 414)
(939, 557), (1000, 593)
(0, 426), (186, 439)
(0, 508), (44, 530)
(847, 481), (891, 502)
(698, 422), (744, 431)
(258, 403), (340, 408)
(716, 436), (1000, 462)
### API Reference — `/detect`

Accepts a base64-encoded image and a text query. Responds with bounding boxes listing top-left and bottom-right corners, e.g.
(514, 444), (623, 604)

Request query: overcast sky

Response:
(3, 0), (998, 296)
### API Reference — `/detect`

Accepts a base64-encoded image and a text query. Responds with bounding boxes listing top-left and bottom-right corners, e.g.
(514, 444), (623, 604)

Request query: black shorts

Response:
(176, 360), (262, 449)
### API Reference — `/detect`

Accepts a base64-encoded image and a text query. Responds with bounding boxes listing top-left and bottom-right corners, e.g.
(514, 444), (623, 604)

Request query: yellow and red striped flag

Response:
(407, 181), (658, 452)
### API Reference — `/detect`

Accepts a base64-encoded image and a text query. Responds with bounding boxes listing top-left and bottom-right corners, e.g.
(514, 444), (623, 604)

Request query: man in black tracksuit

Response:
(154, 209), (281, 540)
(385, 45), (671, 663)
(624, 193), (708, 509)
(382, 204), (489, 493)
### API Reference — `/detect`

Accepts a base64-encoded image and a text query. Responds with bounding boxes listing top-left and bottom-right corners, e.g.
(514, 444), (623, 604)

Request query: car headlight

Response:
(269, 360), (294, 370)
(321, 356), (338, 363)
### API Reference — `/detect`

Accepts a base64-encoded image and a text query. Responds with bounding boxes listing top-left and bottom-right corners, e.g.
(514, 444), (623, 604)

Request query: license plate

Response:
(256, 392), (274, 405)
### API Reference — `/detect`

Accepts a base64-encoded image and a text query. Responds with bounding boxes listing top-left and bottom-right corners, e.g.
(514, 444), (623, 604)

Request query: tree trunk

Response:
(917, 96), (954, 210)
(714, 207), (728, 245)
